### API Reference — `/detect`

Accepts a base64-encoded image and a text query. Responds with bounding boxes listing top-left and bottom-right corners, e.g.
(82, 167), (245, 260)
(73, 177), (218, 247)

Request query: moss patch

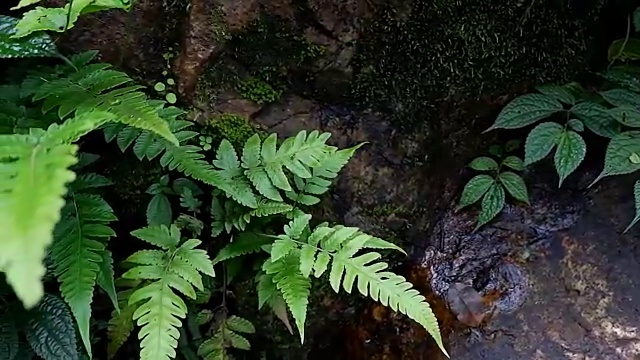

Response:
(205, 113), (260, 149)
(352, 0), (605, 125)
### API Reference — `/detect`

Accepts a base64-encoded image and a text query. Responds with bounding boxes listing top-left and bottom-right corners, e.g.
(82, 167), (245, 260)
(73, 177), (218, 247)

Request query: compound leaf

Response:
(457, 175), (495, 210)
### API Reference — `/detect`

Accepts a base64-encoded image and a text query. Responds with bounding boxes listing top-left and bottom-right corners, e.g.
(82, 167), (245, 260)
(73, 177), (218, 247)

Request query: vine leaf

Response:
(536, 84), (575, 105)
(624, 181), (640, 233)
(474, 183), (505, 231)
(524, 122), (563, 166)
(0, 15), (57, 58)
(468, 157), (498, 171)
(567, 119), (584, 132)
(486, 94), (563, 131)
(498, 171), (529, 204)
(457, 175), (495, 211)
(554, 130), (586, 187)
(570, 102), (620, 138)
(591, 131), (640, 185)
(25, 295), (79, 360)
(502, 156), (524, 171)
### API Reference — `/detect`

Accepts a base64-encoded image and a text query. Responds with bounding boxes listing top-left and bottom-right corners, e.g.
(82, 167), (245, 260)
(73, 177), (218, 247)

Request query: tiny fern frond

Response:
(121, 225), (215, 360)
(51, 191), (117, 358)
(107, 290), (137, 360)
(212, 233), (272, 265)
(197, 315), (254, 359)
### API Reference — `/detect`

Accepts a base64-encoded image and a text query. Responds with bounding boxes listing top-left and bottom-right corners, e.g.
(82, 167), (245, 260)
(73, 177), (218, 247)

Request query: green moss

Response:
(237, 77), (282, 104)
(352, 0), (605, 125)
(371, 204), (407, 218)
(206, 113), (259, 149)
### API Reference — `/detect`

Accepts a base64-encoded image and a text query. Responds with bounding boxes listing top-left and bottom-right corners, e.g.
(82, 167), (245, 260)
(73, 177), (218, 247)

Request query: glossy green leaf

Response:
(474, 183), (505, 231)
(554, 130), (586, 187)
(570, 102), (621, 138)
(524, 122), (563, 166)
(486, 94), (563, 131)
(498, 171), (529, 204)
(0, 15), (57, 58)
(502, 156), (525, 171)
(536, 84), (575, 104)
(624, 181), (640, 233)
(608, 106), (640, 127)
(592, 131), (640, 185)
(567, 119), (584, 132)
(457, 175), (495, 210)
(25, 295), (79, 360)
(468, 157), (498, 171)
(146, 194), (172, 226)
(601, 66), (640, 93)
(97, 250), (119, 313)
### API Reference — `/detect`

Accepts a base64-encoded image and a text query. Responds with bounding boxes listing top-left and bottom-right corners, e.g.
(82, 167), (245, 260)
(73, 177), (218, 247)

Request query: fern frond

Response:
(51, 191), (117, 358)
(31, 62), (178, 145)
(0, 134), (77, 308)
(286, 144), (364, 205)
(262, 255), (311, 342)
(107, 290), (137, 359)
(197, 315), (254, 359)
(241, 131), (330, 192)
(212, 233), (272, 265)
(122, 225), (215, 360)
(264, 216), (447, 355)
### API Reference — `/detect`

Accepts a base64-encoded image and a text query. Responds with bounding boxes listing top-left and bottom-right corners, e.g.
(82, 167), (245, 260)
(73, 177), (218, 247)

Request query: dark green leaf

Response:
(554, 130), (586, 187)
(634, 7), (640, 32)
(504, 139), (521, 152)
(488, 145), (504, 158)
(96, 251), (119, 314)
(608, 106), (640, 127)
(0, 15), (57, 58)
(487, 94), (563, 131)
(524, 122), (563, 165)
(536, 84), (575, 104)
(567, 119), (584, 132)
(457, 175), (495, 210)
(601, 66), (640, 93)
(624, 181), (640, 233)
(25, 295), (79, 360)
(0, 315), (19, 360)
(570, 101), (621, 138)
(600, 89), (640, 108)
(498, 171), (529, 204)
(592, 131), (640, 185)
(468, 157), (498, 171)
(146, 194), (172, 226)
(502, 156), (525, 171)
(474, 184), (505, 231)
(608, 38), (640, 62)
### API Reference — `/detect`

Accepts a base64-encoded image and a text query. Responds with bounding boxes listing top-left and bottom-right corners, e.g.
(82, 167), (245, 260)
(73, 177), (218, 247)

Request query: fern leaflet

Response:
(197, 315), (255, 360)
(121, 225), (215, 360)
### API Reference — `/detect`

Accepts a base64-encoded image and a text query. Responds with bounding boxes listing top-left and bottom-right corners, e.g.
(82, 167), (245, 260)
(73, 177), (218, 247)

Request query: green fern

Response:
(30, 62), (178, 145)
(211, 233), (272, 264)
(0, 111), (114, 308)
(51, 175), (117, 358)
(121, 225), (215, 360)
(107, 289), (137, 359)
(197, 315), (255, 360)
(264, 215), (447, 356)
(12, 0), (130, 38)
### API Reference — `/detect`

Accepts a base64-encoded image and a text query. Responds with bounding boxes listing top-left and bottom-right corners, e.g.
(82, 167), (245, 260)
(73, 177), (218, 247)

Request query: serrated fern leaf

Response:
(121, 225), (215, 360)
(197, 315), (253, 359)
(262, 256), (310, 342)
(0, 134), (78, 308)
(212, 233), (272, 265)
(31, 63), (178, 145)
(25, 295), (79, 360)
(51, 192), (117, 358)
(107, 290), (136, 359)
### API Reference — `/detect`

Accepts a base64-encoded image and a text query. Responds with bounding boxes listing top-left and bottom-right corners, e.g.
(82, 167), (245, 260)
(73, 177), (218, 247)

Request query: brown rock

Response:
(213, 90), (263, 118)
(214, 0), (260, 32)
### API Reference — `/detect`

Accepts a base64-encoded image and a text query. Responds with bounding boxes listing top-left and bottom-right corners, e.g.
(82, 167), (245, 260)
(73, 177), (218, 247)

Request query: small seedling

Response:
(198, 135), (213, 151)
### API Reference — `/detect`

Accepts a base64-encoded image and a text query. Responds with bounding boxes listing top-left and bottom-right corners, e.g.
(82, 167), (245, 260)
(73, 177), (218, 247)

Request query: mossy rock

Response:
(352, 0), (606, 125)
(205, 113), (260, 149)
